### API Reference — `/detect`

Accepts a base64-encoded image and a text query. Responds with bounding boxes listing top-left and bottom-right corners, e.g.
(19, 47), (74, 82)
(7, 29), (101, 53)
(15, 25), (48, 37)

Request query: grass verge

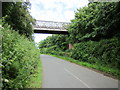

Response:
(26, 60), (42, 88)
(46, 54), (120, 79)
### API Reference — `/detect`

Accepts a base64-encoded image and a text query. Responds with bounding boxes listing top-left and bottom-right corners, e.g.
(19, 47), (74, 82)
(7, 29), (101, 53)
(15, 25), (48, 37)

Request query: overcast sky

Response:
(29, 0), (89, 43)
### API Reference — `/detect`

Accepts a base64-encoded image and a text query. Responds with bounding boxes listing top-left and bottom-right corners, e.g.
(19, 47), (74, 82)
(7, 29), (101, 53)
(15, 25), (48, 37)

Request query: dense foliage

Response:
(39, 2), (120, 77)
(2, 1), (35, 39)
(0, 20), (40, 89)
(68, 2), (120, 43)
(0, 0), (42, 89)
(39, 34), (69, 56)
(70, 38), (120, 70)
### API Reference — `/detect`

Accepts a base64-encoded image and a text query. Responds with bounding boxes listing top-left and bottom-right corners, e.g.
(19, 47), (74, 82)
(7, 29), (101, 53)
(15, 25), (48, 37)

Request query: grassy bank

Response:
(26, 60), (42, 88)
(47, 54), (120, 79)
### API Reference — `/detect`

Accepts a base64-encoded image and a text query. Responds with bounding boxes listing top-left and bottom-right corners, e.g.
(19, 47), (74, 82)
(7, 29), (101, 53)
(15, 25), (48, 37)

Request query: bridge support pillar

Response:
(69, 43), (73, 49)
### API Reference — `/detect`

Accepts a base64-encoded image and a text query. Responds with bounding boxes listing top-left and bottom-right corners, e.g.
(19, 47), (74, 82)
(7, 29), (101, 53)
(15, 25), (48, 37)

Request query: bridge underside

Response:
(34, 29), (69, 34)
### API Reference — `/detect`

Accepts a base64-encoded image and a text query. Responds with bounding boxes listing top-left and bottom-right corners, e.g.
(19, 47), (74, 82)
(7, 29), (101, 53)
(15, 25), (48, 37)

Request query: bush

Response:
(40, 45), (66, 56)
(70, 38), (120, 70)
(0, 21), (40, 89)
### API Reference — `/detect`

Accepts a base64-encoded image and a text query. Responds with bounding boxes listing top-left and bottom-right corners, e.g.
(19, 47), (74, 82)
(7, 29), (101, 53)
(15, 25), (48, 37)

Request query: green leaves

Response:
(1, 21), (40, 89)
(2, 2), (35, 40)
(39, 34), (69, 51)
(68, 2), (120, 42)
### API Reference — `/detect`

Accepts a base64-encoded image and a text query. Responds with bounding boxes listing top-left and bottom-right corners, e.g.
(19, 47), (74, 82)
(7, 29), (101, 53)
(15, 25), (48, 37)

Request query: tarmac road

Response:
(40, 54), (118, 88)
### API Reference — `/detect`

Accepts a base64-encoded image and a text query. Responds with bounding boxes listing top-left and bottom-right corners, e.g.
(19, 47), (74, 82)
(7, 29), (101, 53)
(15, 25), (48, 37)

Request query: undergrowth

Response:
(0, 20), (42, 89)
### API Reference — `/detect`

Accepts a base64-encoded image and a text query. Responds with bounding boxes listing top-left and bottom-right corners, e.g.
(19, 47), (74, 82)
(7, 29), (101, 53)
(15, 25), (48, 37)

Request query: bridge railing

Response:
(34, 20), (70, 30)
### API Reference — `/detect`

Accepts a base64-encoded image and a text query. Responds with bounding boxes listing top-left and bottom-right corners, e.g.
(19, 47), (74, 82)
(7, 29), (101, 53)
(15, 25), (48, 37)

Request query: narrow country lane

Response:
(40, 54), (118, 88)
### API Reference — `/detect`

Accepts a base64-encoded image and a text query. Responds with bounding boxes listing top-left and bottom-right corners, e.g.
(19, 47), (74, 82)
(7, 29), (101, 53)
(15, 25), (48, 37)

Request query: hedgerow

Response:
(70, 38), (120, 70)
(0, 20), (40, 89)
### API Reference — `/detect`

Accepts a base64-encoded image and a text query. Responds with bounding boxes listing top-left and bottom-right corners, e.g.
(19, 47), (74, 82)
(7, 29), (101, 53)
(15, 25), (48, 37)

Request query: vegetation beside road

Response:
(39, 2), (120, 79)
(26, 60), (42, 88)
(1, 1), (42, 89)
(1, 21), (42, 89)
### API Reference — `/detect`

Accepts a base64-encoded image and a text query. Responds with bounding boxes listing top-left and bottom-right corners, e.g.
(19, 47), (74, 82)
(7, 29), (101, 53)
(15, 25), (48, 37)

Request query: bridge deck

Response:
(33, 20), (70, 34)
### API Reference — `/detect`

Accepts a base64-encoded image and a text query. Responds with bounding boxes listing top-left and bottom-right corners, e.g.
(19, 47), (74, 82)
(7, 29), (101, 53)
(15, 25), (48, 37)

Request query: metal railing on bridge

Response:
(33, 20), (70, 34)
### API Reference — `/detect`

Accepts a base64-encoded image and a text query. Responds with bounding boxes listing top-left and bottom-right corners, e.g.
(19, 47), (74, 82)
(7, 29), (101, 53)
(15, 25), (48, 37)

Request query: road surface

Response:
(40, 54), (118, 88)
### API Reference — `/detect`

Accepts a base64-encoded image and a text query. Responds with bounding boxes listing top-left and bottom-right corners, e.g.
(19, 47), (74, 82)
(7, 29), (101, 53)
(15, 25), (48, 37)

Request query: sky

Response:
(29, 0), (89, 43)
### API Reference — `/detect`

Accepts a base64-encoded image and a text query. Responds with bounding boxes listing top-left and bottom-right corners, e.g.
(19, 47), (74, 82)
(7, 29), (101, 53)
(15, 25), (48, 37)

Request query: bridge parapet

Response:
(34, 20), (70, 30)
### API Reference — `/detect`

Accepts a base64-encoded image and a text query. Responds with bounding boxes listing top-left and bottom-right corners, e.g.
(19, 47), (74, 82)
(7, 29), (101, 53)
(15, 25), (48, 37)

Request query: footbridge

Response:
(33, 20), (70, 34)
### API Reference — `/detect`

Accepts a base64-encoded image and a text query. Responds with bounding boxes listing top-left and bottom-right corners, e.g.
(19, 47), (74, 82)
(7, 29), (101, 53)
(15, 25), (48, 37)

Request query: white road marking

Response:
(64, 68), (91, 88)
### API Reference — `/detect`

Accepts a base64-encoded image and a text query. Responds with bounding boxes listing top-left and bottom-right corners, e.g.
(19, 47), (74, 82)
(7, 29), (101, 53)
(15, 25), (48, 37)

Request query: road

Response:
(40, 54), (118, 88)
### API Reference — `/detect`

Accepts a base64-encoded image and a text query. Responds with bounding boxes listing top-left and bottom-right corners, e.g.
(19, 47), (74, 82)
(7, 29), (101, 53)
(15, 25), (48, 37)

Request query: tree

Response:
(39, 34), (69, 51)
(68, 2), (120, 43)
(2, 1), (35, 39)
